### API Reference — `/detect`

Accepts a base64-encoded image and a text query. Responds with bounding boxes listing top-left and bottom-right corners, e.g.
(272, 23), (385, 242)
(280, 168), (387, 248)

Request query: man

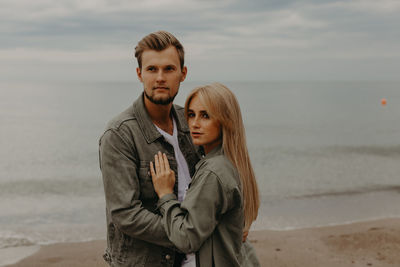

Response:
(99, 31), (200, 266)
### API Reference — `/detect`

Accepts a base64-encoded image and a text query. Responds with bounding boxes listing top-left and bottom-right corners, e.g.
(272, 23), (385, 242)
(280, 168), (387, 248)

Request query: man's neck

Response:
(144, 96), (174, 135)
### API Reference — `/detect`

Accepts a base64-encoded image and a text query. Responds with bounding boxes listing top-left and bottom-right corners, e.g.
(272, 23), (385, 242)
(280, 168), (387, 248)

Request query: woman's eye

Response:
(202, 113), (209, 119)
(187, 112), (195, 118)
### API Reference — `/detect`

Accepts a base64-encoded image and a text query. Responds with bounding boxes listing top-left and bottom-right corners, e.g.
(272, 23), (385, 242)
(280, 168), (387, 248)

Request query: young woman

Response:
(150, 83), (260, 266)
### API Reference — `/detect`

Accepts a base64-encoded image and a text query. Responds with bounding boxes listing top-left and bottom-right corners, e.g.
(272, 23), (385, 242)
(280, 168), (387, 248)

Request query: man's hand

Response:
(150, 152), (175, 198)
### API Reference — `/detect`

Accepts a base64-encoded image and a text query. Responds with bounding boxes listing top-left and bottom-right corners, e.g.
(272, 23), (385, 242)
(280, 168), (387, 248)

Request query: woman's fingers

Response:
(242, 231), (249, 242)
(150, 161), (156, 177)
(151, 152), (175, 199)
(153, 152), (172, 176)
(162, 153), (170, 171)
(158, 151), (166, 173)
(154, 153), (161, 174)
(154, 151), (168, 174)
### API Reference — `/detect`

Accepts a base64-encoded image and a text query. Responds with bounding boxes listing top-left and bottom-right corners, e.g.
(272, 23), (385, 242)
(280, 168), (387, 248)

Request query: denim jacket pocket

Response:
(114, 234), (149, 266)
(138, 160), (157, 200)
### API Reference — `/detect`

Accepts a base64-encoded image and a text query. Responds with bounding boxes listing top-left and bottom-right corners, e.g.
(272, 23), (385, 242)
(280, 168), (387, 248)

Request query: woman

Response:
(150, 83), (260, 266)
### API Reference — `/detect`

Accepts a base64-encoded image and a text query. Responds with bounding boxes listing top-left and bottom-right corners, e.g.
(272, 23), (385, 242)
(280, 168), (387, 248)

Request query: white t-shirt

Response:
(155, 119), (191, 202)
(155, 119), (196, 267)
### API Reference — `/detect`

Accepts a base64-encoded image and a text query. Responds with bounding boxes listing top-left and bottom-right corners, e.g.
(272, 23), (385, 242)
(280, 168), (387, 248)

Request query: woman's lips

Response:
(191, 132), (202, 138)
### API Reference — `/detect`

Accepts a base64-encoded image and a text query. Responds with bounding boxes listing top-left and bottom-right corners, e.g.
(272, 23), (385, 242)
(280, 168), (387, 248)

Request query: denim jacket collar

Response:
(204, 144), (223, 159)
(196, 145), (223, 170)
(133, 93), (190, 144)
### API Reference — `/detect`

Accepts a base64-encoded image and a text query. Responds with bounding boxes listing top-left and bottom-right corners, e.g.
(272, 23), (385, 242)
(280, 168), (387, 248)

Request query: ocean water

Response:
(1, 80), (400, 260)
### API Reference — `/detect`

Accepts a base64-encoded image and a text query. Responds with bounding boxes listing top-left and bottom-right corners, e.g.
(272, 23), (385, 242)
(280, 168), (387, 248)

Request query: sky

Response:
(1, 0), (400, 82)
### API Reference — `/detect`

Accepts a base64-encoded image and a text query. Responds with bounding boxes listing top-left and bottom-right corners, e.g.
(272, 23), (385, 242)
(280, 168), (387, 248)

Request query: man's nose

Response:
(156, 70), (165, 82)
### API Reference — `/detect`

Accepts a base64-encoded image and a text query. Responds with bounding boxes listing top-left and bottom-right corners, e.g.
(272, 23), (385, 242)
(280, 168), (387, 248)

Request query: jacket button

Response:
(165, 254), (171, 260)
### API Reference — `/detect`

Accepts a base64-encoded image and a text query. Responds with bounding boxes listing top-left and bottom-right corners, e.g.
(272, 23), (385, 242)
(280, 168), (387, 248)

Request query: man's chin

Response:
(153, 98), (173, 105)
(145, 92), (175, 105)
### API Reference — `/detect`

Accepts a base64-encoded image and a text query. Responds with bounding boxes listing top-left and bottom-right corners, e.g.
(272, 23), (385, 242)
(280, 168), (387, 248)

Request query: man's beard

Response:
(144, 89), (177, 105)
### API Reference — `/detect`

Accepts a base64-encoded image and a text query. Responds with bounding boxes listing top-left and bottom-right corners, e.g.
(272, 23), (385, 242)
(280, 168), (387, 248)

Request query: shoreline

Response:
(4, 217), (400, 267)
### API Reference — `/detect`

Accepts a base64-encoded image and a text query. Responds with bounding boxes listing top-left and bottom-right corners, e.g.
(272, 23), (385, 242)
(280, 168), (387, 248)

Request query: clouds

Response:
(324, 0), (400, 14)
(1, 0), (399, 82)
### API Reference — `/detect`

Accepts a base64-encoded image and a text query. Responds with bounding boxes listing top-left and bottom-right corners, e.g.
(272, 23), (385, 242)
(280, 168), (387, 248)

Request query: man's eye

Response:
(165, 66), (175, 71)
(147, 67), (156, 71)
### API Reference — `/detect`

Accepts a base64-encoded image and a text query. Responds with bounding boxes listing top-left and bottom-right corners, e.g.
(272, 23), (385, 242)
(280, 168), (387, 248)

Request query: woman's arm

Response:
(159, 170), (228, 253)
(151, 153), (232, 253)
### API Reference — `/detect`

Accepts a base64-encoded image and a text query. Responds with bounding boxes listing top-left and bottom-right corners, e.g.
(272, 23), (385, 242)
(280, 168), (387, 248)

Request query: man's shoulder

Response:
(105, 102), (183, 131)
(173, 104), (185, 116)
(98, 101), (145, 149)
(173, 103), (184, 111)
(105, 104), (137, 132)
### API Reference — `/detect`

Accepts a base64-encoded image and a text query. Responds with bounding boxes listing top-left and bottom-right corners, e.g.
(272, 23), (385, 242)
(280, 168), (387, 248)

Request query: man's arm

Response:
(99, 128), (174, 248)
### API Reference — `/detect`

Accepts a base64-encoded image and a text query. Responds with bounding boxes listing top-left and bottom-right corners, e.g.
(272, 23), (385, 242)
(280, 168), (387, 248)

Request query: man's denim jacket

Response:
(99, 93), (200, 266)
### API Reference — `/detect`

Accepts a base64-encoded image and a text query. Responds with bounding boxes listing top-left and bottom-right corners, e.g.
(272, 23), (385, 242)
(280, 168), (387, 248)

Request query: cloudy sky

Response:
(1, 0), (400, 82)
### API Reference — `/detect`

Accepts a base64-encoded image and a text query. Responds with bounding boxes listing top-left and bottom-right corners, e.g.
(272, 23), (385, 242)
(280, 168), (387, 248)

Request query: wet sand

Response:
(5, 218), (400, 267)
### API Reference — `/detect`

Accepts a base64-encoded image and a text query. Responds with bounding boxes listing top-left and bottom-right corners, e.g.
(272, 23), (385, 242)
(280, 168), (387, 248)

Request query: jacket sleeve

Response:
(157, 169), (233, 253)
(99, 128), (174, 248)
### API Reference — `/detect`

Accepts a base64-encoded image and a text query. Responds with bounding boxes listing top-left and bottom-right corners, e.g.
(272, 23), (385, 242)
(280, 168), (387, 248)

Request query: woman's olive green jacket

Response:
(157, 146), (260, 267)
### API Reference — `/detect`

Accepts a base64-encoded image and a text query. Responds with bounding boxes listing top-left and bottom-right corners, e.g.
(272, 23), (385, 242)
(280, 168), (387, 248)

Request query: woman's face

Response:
(187, 95), (222, 154)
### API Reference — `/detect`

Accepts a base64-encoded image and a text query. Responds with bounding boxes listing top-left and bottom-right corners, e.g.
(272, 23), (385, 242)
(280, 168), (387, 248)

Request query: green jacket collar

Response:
(133, 93), (190, 144)
(203, 144), (223, 160)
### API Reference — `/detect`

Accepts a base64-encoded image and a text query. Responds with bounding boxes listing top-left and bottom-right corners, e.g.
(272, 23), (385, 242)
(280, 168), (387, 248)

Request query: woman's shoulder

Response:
(202, 154), (234, 171)
(197, 154), (240, 188)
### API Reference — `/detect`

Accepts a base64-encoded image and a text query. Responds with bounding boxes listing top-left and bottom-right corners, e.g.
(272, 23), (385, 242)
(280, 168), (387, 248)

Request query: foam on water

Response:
(0, 232), (35, 249)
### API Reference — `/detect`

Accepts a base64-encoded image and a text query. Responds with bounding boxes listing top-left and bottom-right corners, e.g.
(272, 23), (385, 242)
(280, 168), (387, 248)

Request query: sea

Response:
(1, 80), (400, 265)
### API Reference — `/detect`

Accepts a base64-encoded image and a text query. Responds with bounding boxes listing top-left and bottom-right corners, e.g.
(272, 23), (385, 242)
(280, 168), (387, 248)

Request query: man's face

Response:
(137, 46), (187, 105)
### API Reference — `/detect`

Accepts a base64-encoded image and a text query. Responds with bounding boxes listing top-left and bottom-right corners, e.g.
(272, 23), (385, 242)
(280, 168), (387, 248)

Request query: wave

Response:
(294, 184), (400, 199)
(326, 145), (400, 157)
(0, 177), (102, 196)
(0, 232), (100, 249)
(253, 144), (400, 155)
(0, 235), (35, 249)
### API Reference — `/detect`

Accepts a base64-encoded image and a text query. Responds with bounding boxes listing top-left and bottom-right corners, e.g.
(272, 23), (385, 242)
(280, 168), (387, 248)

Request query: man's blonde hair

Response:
(185, 83), (260, 231)
(134, 31), (185, 69)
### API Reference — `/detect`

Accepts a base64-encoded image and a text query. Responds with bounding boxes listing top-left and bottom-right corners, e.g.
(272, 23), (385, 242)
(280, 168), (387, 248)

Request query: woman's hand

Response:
(242, 230), (249, 242)
(150, 151), (175, 198)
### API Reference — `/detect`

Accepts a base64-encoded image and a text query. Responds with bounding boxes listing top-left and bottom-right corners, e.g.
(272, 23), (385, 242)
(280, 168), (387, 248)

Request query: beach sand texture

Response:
(5, 218), (400, 267)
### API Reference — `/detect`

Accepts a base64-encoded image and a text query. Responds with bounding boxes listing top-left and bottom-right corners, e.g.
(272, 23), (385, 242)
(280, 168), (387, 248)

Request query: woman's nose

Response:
(191, 117), (200, 128)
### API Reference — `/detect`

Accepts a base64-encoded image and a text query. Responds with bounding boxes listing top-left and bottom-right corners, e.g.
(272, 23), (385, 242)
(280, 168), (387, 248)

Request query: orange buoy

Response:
(381, 98), (387, 106)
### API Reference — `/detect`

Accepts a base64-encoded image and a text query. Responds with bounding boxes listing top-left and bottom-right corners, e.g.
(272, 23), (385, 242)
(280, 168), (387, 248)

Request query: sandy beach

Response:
(5, 218), (400, 267)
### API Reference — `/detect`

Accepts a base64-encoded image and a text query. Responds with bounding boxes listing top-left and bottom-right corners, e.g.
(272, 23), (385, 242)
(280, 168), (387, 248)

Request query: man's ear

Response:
(136, 67), (143, 82)
(180, 66), (187, 82)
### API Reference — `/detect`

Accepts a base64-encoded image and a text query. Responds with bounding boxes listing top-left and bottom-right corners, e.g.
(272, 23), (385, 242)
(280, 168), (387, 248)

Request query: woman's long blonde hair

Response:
(185, 83), (260, 230)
